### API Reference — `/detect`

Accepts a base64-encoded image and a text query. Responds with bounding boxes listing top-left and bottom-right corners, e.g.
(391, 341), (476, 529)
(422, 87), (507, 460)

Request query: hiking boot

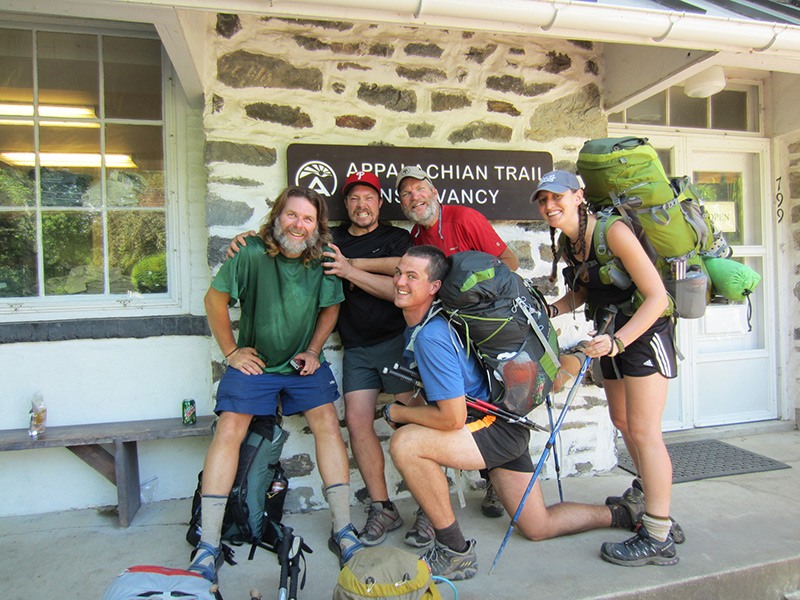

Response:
(605, 477), (643, 506)
(600, 525), (679, 567)
(481, 482), (504, 518)
(404, 508), (435, 548)
(421, 539), (478, 581)
(359, 501), (403, 546)
(606, 481), (686, 544)
(188, 541), (223, 583)
(608, 485), (646, 528)
(328, 523), (364, 568)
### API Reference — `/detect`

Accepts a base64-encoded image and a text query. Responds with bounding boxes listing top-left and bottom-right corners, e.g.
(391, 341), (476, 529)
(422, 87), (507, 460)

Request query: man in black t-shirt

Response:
(321, 171), (416, 547)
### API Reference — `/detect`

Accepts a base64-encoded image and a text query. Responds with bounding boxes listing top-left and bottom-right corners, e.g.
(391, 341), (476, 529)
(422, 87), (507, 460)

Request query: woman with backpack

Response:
(533, 170), (683, 567)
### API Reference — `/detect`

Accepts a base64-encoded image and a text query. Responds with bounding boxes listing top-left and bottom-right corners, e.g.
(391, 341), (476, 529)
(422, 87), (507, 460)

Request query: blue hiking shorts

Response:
(215, 363), (340, 417)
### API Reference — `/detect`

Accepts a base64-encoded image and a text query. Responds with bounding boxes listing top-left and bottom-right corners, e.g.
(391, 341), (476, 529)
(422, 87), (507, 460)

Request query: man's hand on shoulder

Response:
(226, 230), (257, 259)
(321, 243), (354, 280)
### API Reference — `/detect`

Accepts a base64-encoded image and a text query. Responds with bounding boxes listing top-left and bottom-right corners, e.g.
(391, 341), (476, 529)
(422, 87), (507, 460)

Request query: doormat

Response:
(616, 439), (791, 483)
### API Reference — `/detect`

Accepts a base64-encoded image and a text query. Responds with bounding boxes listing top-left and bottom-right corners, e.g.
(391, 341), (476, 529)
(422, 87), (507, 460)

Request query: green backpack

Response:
(333, 547), (443, 600)
(576, 137), (730, 319)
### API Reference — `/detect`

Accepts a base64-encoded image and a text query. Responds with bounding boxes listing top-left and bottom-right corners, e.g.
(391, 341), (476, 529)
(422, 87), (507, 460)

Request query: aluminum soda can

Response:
(182, 399), (197, 425)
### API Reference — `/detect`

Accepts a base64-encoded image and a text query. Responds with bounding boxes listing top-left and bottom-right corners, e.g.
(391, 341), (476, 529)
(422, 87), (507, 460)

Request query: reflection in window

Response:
(0, 27), (166, 299)
(693, 171), (743, 246)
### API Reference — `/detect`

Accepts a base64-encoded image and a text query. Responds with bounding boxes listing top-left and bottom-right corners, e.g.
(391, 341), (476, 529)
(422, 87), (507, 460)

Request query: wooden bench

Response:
(0, 415), (215, 527)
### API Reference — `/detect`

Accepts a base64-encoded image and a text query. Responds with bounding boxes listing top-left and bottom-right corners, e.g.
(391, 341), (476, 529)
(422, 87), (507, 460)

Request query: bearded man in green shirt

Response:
(189, 186), (363, 582)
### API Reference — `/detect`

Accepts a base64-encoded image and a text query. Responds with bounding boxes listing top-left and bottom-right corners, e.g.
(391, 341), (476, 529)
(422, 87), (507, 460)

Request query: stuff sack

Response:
(187, 415), (289, 559)
(102, 565), (222, 600)
(703, 256), (761, 302)
(576, 137), (731, 319)
(333, 547), (442, 600)
(438, 251), (560, 416)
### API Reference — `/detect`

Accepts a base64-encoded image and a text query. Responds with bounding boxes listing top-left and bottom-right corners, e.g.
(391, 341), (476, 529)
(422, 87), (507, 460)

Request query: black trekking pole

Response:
(544, 394), (565, 502)
(277, 526), (292, 600)
(287, 534), (304, 600)
(489, 314), (613, 575)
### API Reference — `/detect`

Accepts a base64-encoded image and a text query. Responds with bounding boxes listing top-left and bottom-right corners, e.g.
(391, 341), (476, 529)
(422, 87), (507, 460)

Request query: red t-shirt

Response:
(410, 204), (507, 257)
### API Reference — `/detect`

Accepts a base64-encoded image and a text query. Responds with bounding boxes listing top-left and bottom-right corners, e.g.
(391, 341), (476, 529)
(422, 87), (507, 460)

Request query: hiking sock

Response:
(609, 503), (634, 529)
(434, 520), (468, 553)
(642, 513), (672, 542)
(325, 483), (352, 531)
(191, 494), (227, 570)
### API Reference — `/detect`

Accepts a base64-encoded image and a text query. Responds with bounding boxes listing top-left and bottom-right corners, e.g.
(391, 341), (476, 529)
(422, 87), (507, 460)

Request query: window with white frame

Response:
(0, 25), (169, 302)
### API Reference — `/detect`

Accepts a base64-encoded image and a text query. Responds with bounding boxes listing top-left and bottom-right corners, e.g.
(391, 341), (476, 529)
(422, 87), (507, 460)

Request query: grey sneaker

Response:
(600, 525), (679, 567)
(422, 539), (478, 580)
(404, 508), (435, 548)
(606, 483), (685, 544)
(480, 482), (504, 518)
(359, 501), (403, 546)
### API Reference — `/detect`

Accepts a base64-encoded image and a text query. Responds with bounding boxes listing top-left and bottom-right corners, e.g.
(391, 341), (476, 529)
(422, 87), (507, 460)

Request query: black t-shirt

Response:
(331, 223), (412, 349)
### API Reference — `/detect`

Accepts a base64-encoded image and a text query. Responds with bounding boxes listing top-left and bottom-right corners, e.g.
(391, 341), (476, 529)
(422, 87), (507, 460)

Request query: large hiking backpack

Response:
(333, 547), (443, 600)
(103, 565), (222, 600)
(438, 251), (560, 417)
(187, 416), (291, 561)
(576, 137), (732, 318)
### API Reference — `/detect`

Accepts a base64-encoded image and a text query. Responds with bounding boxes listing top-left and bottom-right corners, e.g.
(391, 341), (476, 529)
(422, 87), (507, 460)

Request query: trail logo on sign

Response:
(295, 160), (337, 197)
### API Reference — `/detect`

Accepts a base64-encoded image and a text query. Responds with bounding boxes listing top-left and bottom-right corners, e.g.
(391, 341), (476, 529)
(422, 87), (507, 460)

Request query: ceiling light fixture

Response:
(684, 66), (727, 98)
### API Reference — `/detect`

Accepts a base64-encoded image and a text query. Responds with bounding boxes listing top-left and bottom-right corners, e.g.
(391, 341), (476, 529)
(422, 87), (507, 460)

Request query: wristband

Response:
(383, 403), (402, 427)
(548, 304), (559, 318)
(613, 336), (626, 355)
(224, 348), (238, 359)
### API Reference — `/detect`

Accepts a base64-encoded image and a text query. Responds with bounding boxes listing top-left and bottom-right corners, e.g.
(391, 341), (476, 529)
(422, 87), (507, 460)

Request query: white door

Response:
(662, 142), (776, 429)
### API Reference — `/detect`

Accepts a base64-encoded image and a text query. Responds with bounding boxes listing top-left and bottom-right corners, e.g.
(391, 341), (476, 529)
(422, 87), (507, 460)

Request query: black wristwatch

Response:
(383, 402), (403, 428)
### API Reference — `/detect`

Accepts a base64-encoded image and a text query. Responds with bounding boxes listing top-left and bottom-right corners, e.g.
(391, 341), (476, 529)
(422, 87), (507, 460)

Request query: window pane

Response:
(42, 210), (102, 295)
(0, 211), (38, 297)
(655, 148), (672, 176)
(694, 171), (745, 246)
(671, 88), (707, 128)
(37, 32), (99, 119)
(0, 124), (36, 207)
(711, 90), (747, 131)
(627, 91), (666, 125)
(106, 124), (164, 207)
(103, 36), (162, 120)
(0, 28), (33, 106)
(39, 126), (100, 207)
(108, 211), (166, 294)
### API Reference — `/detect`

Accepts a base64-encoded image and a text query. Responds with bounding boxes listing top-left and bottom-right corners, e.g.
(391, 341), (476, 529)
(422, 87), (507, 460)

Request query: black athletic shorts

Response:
(599, 313), (677, 380)
(467, 412), (534, 472)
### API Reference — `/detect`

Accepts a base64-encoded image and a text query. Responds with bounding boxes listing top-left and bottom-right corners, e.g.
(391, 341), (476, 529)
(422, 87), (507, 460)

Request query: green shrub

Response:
(131, 252), (167, 293)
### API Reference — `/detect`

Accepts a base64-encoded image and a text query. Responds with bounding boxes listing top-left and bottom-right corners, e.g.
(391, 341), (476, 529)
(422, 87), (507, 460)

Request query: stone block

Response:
(368, 42), (394, 57)
(407, 123), (435, 138)
(526, 83), (605, 142)
(335, 115), (376, 130)
(486, 74), (556, 97)
(270, 17), (353, 31)
(293, 34), (329, 51)
(487, 100), (520, 116)
(431, 92), (471, 112)
(544, 51), (572, 74)
(206, 193), (254, 227)
(448, 121), (512, 144)
(245, 102), (313, 128)
(217, 50), (323, 91)
(466, 43), (498, 64)
(404, 42), (444, 58)
(210, 94), (224, 114)
(357, 83), (417, 112)
(204, 141), (277, 167)
(585, 60), (600, 76)
(396, 66), (446, 83)
(337, 61), (369, 71)
(215, 13), (241, 39)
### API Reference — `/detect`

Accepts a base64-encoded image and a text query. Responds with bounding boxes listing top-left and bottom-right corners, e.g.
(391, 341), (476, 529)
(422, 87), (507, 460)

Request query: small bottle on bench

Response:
(29, 392), (47, 437)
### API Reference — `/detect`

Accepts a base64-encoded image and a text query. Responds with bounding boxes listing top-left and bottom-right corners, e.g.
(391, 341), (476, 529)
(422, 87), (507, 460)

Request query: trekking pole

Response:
(287, 534), (303, 600)
(489, 314), (614, 575)
(277, 526), (293, 600)
(383, 365), (548, 432)
(544, 394), (564, 502)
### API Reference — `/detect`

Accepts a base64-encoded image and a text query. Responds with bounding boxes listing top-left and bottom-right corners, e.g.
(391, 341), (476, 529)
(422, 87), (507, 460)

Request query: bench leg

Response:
(115, 439), (141, 527)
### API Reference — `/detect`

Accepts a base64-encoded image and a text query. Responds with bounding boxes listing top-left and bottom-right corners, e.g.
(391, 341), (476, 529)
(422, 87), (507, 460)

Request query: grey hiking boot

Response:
(606, 482), (686, 544)
(359, 501), (403, 546)
(421, 539), (478, 580)
(481, 482), (504, 518)
(600, 525), (679, 567)
(404, 508), (435, 548)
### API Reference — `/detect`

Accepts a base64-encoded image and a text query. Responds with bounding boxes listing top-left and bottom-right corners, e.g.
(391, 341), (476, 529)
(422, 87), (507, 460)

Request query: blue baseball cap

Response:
(531, 170), (581, 202)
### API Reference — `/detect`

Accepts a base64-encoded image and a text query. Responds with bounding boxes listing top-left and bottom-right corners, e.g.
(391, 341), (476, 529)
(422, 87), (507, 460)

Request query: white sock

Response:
(642, 513), (671, 542)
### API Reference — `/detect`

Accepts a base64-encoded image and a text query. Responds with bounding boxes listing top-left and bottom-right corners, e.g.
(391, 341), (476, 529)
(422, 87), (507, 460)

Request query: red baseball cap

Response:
(342, 171), (381, 196)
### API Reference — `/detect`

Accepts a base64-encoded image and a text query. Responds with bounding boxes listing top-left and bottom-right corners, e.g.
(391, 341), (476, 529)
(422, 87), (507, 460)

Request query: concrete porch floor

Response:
(2, 427), (799, 600)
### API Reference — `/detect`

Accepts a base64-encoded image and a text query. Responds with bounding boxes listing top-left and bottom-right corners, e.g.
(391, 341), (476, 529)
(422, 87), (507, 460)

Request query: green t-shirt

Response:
(211, 236), (344, 374)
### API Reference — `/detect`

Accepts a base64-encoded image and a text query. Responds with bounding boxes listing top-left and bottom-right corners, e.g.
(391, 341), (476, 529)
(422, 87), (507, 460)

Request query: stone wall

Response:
(202, 13), (616, 512)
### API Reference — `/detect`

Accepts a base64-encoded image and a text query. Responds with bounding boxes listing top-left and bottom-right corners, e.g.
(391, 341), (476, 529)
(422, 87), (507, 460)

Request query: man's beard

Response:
(273, 221), (319, 256)
(402, 198), (438, 225)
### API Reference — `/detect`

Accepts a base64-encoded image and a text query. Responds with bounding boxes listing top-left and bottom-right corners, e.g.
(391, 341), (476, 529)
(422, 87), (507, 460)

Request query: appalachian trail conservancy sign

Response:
(287, 144), (553, 222)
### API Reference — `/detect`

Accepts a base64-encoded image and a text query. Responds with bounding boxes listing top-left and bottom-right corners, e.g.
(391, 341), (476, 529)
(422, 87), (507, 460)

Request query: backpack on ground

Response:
(438, 251), (560, 417)
(102, 565), (222, 600)
(332, 546), (443, 600)
(576, 136), (739, 319)
(186, 415), (291, 560)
